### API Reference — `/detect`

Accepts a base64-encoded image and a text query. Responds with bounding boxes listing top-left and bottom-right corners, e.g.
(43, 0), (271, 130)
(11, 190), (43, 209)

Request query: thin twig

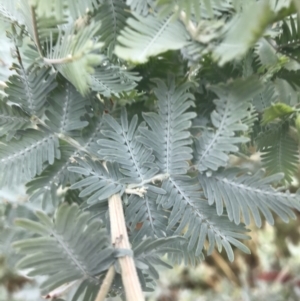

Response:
(30, 6), (44, 57)
(94, 266), (116, 301)
(126, 173), (170, 190)
(44, 281), (78, 299)
(15, 45), (24, 68)
(177, 8), (198, 40)
(43, 56), (77, 65)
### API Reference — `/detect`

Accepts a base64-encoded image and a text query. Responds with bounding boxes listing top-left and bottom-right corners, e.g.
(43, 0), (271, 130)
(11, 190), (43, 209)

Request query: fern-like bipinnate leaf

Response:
(0, 101), (30, 139)
(132, 236), (183, 281)
(115, 13), (189, 63)
(126, 192), (169, 241)
(77, 115), (105, 156)
(26, 145), (79, 206)
(97, 0), (129, 53)
(0, 220), (29, 268)
(139, 78), (196, 175)
(99, 107), (159, 184)
(69, 157), (126, 204)
(276, 14), (300, 64)
(213, 1), (274, 65)
(257, 122), (299, 184)
(90, 60), (141, 97)
(0, 129), (60, 186)
(195, 78), (262, 172)
(20, 2), (63, 45)
(251, 81), (277, 113)
(45, 22), (103, 95)
(199, 168), (300, 227)
(13, 203), (116, 297)
(181, 40), (208, 64)
(5, 64), (57, 116)
(45, 82), (89, 136)
(137, 78), (249, 261)
(157, 176), (250, 262)
(98, 106), (171, 238)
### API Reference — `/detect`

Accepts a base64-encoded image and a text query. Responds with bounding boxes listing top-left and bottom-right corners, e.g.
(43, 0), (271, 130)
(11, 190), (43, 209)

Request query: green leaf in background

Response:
(45, 21), (103, 95)
(262, 102), (295, 125)
(115, 13), (189, 63)
(257, 122), (299, 184)
(294, 0), (300, 14)
(13, 203), (116, 296)
(276, 14), (300, 64)
(295, 113), (300, 136)
(213, 0), (274, 65)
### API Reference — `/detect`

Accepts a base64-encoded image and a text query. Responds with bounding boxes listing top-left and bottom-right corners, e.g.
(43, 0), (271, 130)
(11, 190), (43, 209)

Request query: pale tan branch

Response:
(108, 194), (145, 301)
(94, 266), (116, 301)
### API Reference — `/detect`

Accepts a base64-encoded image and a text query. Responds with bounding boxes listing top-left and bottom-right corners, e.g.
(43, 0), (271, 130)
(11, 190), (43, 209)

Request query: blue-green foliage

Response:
(0, 0), (300, 300)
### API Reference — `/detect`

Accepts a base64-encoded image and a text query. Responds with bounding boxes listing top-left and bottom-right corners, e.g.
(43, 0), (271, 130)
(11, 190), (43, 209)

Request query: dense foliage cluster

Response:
(1, 0), (300, 300)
